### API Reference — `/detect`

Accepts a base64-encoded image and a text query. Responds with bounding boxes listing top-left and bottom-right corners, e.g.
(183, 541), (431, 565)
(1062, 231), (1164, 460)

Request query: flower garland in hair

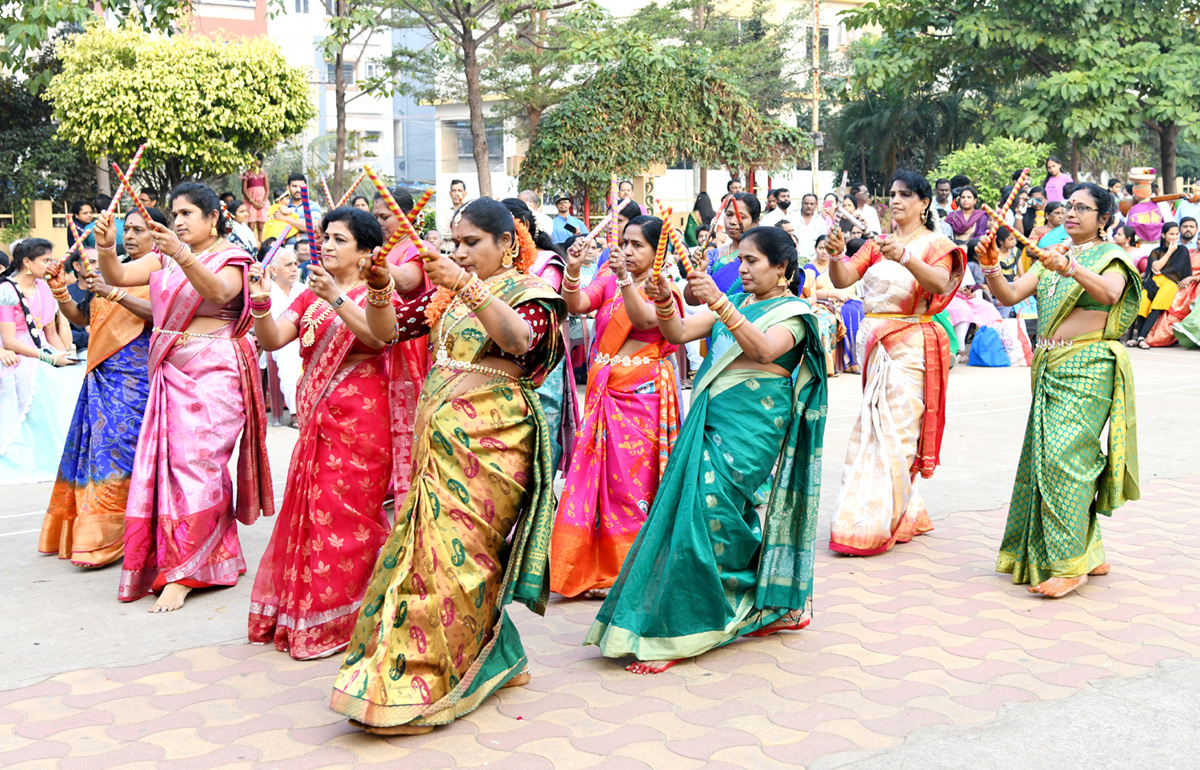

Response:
(424, 215), (531, 327)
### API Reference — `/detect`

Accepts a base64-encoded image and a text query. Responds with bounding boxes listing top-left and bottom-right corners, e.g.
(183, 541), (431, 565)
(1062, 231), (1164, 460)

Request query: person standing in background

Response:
(1043, 156), (1073, 202)
(241, 153), (270, 242)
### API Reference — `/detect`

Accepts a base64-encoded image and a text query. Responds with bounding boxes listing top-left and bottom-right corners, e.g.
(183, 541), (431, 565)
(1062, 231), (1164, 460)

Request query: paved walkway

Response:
(4, 473), (1198, 769)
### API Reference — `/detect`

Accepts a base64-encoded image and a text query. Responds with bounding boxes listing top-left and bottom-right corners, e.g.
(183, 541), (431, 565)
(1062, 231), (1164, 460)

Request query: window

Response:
(365, 62), (379, 80)
(804, 26), (831, 59)
(454, 120), (502, 160)
(365, 131), (381, 143)
(294, 0), (308, 12)
(325, 62), (356, 85)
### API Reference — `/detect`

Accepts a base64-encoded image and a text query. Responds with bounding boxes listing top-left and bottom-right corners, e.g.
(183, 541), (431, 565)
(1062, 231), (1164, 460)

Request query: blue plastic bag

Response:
(968, 325), (1011, 367)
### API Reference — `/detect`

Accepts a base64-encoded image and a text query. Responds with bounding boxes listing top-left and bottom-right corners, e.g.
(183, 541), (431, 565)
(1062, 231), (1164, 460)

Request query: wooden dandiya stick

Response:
(387, 200), (436, 264)
(650, 206), (671, 283)
(299, 183), (318, 257)
(408, 188), (434, 227)
(999, 168), (1030, 220)
(320, 176), (335, 210)
(64, 212), (92, 277)
(376, 187), (435, 262)
(584, 213), (613, 243)
(334, 171), (367, 209)
(982, 204), (1046, 260)
(259, 227), (295, 268)
(653, 199), (694, 274)
(64, 143), (147, 260)
(112, 161), (154, 233)
(608, 176), (619, 252)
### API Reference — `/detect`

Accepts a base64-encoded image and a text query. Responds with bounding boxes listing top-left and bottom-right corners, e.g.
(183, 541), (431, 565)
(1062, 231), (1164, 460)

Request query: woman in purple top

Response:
(945, 186), (988, 243)
(1042, 156), (1073, 202)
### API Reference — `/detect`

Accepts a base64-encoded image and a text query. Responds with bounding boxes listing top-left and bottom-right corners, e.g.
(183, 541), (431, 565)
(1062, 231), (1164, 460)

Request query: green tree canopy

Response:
(844, 0), (1200, 192)
(519, 43), (811, 196)
(932, 138), (1054, 207)
(46, 24), (315, 190)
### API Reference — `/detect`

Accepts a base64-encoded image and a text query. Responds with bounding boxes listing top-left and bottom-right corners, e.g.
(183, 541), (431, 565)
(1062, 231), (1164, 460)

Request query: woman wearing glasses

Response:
(977, 182), (1140, 599)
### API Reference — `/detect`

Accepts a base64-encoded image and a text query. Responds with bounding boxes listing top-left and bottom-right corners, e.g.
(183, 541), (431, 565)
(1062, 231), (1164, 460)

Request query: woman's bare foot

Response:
(1027, 574), (1088, 598)
(150, 583), (192, 613)
(743, 615), (811, 638)
(349, 719), (433, 736)
(584, 588), (609, 600)
(502, 670), (531, 689)
(1089, 562), (1111, 576)
(625, 659), (684, 675)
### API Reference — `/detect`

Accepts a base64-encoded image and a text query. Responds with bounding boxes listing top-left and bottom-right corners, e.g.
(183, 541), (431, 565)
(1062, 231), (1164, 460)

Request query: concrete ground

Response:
(1, 346), (1198, 767)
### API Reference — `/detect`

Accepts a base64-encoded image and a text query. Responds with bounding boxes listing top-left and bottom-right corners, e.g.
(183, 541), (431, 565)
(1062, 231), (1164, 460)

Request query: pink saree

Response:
(549, 273), (682, 597)
(248, 287), (393, 659)
(119, 247), (274, 602)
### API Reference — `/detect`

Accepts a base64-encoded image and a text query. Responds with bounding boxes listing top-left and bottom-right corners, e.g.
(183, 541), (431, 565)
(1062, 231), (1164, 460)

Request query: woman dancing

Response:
(587, 226), (827, 674)
(980, 183), (1139, 598)
(248, 207), (397, 659)
(550, 216), (683, 599)
(330, 197), (565, 733)
(827, 171), (965, 556)
(39, 208), (160, 566)
(98, 183), (273, 612)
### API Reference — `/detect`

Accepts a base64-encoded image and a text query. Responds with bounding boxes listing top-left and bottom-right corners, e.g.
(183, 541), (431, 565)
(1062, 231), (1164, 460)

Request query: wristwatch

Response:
(331, 294), (347, 309)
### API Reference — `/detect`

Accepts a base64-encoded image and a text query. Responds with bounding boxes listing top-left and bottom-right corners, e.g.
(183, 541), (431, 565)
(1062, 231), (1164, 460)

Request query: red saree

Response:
(248, 286), (395, 659)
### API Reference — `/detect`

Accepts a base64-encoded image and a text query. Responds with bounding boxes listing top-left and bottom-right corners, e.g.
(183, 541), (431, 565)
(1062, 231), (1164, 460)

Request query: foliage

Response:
(519, 43), (811, 196)
(931, 138), (1054, 207)
(0, 76), (95, 227)
(46, 24), (315, 190)
(844, 0), (1200, 191)
(0, 0), (187, 93)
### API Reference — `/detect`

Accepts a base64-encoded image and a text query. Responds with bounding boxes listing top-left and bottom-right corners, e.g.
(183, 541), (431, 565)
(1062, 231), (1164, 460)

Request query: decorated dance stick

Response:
(999, 168), (1030, 220)
(653, 199), (695, 274)
(650, 205), (671, 284)
(584, 213), (613, 243)
(112, 161), (154, 233)
(386, 198), (436, 264)
(334, 171), (367, 209)
(408, 188), (435, 228)
(363, 165), (403, 220)
(982, 204), (1047, 260)
(299, 183), (318, 256)
(608, 176), (619, 252)
(64, 213), (92, 277)
(320, 176), (335, 210)
(64, 143), (147, 261)
(259, 227), (295, 269)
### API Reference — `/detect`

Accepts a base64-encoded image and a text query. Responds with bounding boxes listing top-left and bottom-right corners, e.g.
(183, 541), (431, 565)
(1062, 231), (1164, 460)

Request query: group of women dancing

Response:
(17, 169), (1139, 734)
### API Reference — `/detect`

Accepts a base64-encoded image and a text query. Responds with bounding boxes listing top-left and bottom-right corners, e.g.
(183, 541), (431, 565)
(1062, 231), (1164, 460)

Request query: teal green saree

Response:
(585, 294), (828, 661)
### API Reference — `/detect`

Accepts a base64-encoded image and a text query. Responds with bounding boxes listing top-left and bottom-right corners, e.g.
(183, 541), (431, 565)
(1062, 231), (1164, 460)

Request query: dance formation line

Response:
(16, 165), (1139, 735)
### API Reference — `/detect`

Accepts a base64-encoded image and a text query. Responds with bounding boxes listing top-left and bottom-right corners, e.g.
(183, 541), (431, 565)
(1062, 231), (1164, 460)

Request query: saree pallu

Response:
(387, 242), (433, 500)
(250, 288), (392, 659)
(550, 284), (682, 598)
(532, 251), (580, 474)
(830, 234), (965, 556)
(998, 244), (1140, 584)
(331, 275), (565, 728)
(40, 325), (151, 566)
(587, 296), (827, 660)
(119, 248), (273, 602)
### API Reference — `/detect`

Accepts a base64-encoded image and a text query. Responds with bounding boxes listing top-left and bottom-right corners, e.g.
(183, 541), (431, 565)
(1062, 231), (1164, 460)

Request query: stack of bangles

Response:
(367, 279), (395, 308)
(249, 291), (273, 319)
(982, 263), (1003, 277)
(562, 270), (582, 293)
(458, 273), (493, 312)
(1060, 257), (1079, 278)
(97, 244), (117, 259)
(37, 349), (57, 365)
(172, 243), (197, 268)
(105, 287), (128, 303)
(51, 285), (71, 303)
(655, 295), (676, 320)
(708, 294), (746, 331)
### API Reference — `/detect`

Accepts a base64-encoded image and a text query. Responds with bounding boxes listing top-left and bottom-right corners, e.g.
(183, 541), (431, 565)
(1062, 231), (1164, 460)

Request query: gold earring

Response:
(210, 224), (218, 237)
(502, 239), (518, 268)
(777, 273), (788, 287)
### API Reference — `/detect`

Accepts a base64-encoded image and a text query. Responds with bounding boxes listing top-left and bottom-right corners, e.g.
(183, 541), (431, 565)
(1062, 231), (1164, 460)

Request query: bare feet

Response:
(349, 719), (433, 736)
(743, 615), (811, 638)
(626, 659), (685, 675)
(1089, 562), (1111, 576)
(150, 582), (192, 613)
(1027, 574), (1088, 598)
(502, 670), (531, 689)
(583, 588), (609, 600)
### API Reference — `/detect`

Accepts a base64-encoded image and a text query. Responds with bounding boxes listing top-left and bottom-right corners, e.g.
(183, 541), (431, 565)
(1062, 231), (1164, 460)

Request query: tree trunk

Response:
(96, 159), (111, 196)
(462, 35), (492, 198)
(1160, 122), (1179, 194)
(859, 147), (866, 186)
(333, 4), (348, 201)
(1070, 139), (1079, 180)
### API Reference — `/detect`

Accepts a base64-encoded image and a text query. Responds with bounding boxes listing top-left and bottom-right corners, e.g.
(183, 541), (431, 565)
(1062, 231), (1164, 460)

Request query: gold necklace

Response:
(1046, 238), (1101, 297)
(434, 268), (517, 367)
(300, 279), (363, 346)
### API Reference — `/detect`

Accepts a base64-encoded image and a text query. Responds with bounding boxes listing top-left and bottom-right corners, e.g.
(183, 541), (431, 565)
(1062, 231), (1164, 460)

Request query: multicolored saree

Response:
(829, 233), (965, 556)
(550, 273), (682, 598)
(249, 286), (393, 659)
(330, 274), (564, 729)
(119, 247), (274, 602)
(997, 243), (1140, 585)
(586, 295), (827, 660)
(40, 288), (152, 566)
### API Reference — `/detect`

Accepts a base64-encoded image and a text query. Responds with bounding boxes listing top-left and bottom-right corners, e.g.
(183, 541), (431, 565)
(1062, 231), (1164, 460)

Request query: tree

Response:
(932, 138), (1054, 207)
(0, 76), (95, 231)
(46, 24), (315, 190)
(844, 0), (1200, 192)
(378, 0), (588, 197)
(0, 0), (187, 93)
(518, 43), (811, 198)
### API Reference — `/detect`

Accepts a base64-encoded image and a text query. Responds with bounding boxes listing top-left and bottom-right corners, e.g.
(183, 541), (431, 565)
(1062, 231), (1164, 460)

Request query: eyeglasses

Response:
(1062, 203), (1098, 214)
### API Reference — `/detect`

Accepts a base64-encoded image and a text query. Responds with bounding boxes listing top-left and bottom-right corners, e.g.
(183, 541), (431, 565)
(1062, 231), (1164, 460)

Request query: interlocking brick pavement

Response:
(3, 474), (1199, 768)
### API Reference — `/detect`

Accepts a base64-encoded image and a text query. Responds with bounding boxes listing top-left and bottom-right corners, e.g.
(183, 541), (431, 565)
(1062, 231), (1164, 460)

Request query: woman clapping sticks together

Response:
(978, 183), (1140, 599)
(586, 225), (827, 675)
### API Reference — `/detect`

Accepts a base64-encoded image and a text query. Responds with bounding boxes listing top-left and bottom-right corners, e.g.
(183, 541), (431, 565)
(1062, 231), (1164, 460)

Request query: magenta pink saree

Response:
(119, 247), (273, 602)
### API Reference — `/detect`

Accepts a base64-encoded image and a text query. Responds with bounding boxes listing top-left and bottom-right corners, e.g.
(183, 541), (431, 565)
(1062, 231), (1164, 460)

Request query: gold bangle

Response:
(250, 292), (271, 300)
(97, 245), (117, 258)
(451, 270), (469, 292)
(114, 290), (128, 303)
(726, 315), (746, 331)
(251, 308), (272, 319)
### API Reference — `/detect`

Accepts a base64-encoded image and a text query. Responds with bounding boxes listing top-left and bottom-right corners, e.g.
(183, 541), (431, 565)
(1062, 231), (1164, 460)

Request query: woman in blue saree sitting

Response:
(586, 226), (828, 674)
